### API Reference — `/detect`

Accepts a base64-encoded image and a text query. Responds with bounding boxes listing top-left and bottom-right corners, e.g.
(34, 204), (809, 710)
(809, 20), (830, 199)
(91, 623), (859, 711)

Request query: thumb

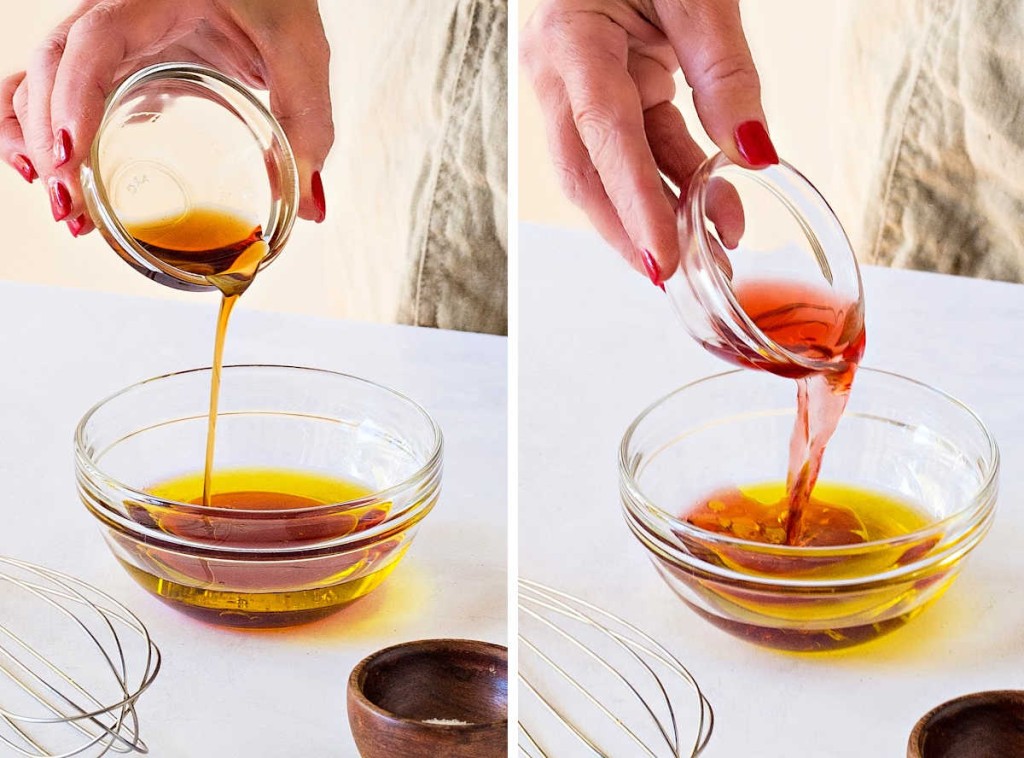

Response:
(260, 17), (334, 222)
(653, 0), (777, 168)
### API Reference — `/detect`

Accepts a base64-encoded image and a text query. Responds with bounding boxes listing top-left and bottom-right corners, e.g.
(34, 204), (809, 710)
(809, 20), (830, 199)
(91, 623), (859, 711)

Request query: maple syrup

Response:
(126, 207), (267, 505)
(121, 468), (404, 627)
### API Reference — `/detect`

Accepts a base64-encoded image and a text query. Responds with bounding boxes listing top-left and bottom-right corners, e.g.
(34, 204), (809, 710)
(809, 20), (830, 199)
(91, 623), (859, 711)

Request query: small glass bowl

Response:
(619, 369), (998, 652)
(75, 365), (442, 628)
(666, 153), (864, 375)
(80, 62), (298, 291)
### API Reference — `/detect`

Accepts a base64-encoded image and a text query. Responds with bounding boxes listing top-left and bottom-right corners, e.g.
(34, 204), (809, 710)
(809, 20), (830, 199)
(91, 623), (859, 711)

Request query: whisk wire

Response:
(3, 567), (152, 718)
(0, 557), (160, 757)
(519, 671), (608, 756)
(523, 590), (686, 749)
(525, 581), (714, 756)
(0, 627), (139, 754)
(518, 722), (549, 758)
(521, 607), (664, 757)
(519, 579), (714, 757)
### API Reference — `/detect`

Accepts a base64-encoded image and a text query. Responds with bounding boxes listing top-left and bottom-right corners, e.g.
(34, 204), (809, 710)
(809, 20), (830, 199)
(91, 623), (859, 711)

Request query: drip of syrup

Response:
(126, 207), (267, 506)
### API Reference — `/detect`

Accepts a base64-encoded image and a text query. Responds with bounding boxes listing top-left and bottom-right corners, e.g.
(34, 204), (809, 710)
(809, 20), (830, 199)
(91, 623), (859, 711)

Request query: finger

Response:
(0, 72), (36, 183)
(48, 0), (201, 222)
(652, 0), (777, 167)
(67, 213), (94, 238)
(253, 8), (334, 222)
(551, 11), (678, 281)
(112, 43), (216, 83)
(658, 177), (678, 208)
(646, 100), (743, 281)
(179, 24), (265, 89)
(644, 101), (705, 191)
(24, 19), (79, 221)
(626, 51), (676, 110)
(537, 73), (638, 265)
(706, 177), (744, 249)
(646, 101), (744, 246)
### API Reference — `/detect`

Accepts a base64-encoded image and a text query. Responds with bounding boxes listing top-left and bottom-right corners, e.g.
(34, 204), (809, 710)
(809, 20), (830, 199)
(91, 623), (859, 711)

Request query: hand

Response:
(0, 0), (334, 237)
(522, 0), (774, 286)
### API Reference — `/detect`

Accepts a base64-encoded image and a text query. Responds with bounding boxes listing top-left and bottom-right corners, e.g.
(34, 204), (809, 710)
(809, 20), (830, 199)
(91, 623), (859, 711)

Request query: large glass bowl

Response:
(76, 365), (442, 628)
(619, 369), (997, 652)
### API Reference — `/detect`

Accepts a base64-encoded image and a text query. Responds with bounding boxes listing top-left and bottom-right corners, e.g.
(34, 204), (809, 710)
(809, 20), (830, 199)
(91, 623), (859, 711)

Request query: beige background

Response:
(1, 2), (886, 314)
(0, 1), (451, 321)
(519, 1), (884, 254)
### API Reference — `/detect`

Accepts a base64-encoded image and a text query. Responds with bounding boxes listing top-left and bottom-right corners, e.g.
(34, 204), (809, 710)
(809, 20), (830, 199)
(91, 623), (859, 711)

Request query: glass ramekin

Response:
(619, 369), (998, 652)
(80, 62), (298, 292)
(666, 153), (864, 375)
(75, 365), (442, 628)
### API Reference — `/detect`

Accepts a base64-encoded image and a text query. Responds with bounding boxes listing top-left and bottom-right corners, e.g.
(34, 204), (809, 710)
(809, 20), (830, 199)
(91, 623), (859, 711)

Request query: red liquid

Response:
(704, 281), (865, 543)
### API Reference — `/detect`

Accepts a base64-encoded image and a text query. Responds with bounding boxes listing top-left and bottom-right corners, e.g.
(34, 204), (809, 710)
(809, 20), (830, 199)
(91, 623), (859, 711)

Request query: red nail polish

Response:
(49, 179), (71, 221)
(53, 128), (72, 168)
(13, 154), (36, 183)
(67, 214), (86, 237)
(640, 249), (666, 291)
(734, 121), (779, 167)
(312, 170), (326, 223)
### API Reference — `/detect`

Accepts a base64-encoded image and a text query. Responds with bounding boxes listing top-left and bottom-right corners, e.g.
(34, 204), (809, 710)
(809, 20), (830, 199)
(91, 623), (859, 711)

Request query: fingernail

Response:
(311, 170), (326, 223)
(13, 154), (36, 183)
(67, 214), (86, 237)
(640, 248), (666, 291)
(734, 121), (779, 167)
(53, 128), (72, 168)
(49, 179), (71, 221)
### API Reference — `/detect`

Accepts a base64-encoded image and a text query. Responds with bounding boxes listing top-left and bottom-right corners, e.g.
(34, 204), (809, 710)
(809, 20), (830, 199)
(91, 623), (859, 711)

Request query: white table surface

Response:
(0, 281), (507, 756)
(519, 222), (1024, 757)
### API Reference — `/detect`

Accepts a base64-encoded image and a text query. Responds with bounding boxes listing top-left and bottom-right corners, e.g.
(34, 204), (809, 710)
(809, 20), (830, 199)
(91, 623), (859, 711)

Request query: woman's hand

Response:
(522, 0), (774, 287)
(0, 0), (334, 236)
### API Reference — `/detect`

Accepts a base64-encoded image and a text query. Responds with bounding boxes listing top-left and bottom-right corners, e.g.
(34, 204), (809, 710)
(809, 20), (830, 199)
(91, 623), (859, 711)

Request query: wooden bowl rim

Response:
(348, 638), (508, 731)
(908, 689), (1024, 757)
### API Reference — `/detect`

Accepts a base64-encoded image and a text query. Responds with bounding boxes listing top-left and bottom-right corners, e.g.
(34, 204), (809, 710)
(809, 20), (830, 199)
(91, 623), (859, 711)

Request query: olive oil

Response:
(685, 482), (928, 552)
(673, 482), (952, 651)
(117, 210), (415, 629)
(119, 469), (407, 628)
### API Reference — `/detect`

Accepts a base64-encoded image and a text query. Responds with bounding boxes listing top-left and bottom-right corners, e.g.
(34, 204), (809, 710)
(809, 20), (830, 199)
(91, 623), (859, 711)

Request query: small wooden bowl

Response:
(908, 690), (1024, 758)
(348, 639), (507, 758)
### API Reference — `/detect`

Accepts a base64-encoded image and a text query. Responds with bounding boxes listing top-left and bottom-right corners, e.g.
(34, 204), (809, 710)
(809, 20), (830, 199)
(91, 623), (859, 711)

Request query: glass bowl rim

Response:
(75, 363), (444, 518)
(624, 504), (995, 589)
(618, 366), (999, 555)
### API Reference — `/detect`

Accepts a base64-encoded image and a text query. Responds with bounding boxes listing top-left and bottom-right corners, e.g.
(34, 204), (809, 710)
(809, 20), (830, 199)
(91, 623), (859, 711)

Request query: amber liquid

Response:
(127, 208), (267, 506)
(678, 482), (951, 651)
(686, 483), (927, 549)
(121, 469), (404, 627)
(708, 280), (865, 543)
(119, 212), (405, 628)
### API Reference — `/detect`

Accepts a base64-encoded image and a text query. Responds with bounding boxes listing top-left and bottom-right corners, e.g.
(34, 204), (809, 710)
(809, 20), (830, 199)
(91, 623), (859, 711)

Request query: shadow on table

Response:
(818, 570), (1021, 670)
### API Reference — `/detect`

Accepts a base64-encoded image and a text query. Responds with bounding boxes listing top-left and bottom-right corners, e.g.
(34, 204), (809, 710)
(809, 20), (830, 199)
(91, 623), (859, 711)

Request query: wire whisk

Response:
(519, 579), (713, 757)
(0, 557), (161, 757)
